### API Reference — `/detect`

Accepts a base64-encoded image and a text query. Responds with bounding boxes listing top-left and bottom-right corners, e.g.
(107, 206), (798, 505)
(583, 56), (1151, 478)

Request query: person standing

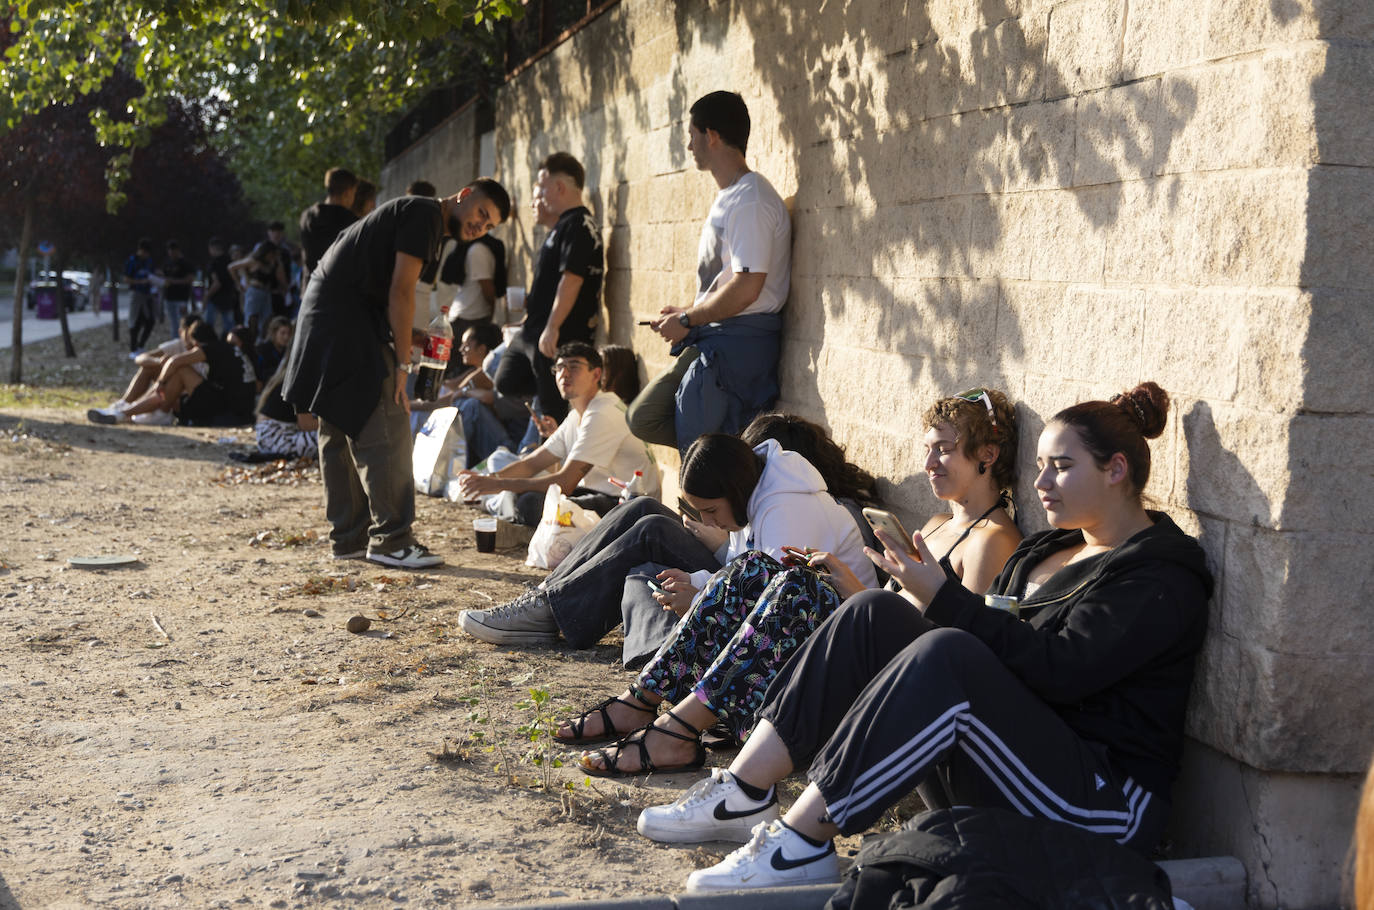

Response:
(282, 178), (511, 569)
(123, 237), (158, 353)
(157, 241), (195, 337)
(265, 221), (298, 319)
(627, 91), (792, 452)
(203, 237), (238, 337)
(299, 167), (359, 292)
(494, 152), (603, 424)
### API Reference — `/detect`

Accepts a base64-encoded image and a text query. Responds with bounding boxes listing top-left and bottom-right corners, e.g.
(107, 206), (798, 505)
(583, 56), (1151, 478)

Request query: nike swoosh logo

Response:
(713, 800), (767, 821)
(771, 848), (829, 871)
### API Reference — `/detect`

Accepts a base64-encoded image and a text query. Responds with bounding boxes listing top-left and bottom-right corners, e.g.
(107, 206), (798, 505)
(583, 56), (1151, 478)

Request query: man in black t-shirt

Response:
(299, 166), (360, 292)
(204, 236), (239, 336)
(494, 152), (604, 423)
(157, 241), (195, 337)
(283, 177), (511, 570)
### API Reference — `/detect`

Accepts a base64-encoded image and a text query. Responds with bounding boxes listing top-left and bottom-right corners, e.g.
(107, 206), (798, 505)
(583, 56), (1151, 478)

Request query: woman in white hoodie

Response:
(456, 426), (875, 661)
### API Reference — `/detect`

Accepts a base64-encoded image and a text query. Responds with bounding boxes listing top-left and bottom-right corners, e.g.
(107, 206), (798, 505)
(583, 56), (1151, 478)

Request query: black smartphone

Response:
(677, 497), (701, 522)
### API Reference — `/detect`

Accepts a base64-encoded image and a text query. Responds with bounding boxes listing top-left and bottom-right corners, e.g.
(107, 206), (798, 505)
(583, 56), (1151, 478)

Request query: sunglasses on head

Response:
(955, 388), (997, 429)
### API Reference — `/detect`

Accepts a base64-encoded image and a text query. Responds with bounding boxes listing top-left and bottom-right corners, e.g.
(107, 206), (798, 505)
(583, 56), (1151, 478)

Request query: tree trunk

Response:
(9, 195), (34, 383)
(55, 247), (76, 357)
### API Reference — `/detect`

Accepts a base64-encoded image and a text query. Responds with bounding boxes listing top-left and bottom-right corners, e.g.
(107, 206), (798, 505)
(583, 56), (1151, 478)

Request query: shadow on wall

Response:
(496, 0), (1201, 508)
(0, 870), (19, 910)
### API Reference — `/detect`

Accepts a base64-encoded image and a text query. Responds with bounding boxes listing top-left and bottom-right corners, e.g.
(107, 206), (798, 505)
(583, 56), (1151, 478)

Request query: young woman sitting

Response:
(456, 425), (877, 656)
(563, 389), (1021, 778)
(635, 383), (1212, 893)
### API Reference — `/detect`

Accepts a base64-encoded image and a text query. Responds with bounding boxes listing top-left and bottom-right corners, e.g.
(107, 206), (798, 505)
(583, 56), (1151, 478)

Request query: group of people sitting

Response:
(453, 380), (1213, 895)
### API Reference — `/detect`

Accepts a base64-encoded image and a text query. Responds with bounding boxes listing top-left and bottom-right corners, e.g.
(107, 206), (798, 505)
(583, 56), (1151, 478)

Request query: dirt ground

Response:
(0, 325), (862, 910)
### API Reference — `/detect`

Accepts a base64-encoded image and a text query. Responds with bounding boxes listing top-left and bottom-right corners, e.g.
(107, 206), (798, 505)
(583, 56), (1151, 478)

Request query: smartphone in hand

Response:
(646, 578), (669, 596)
(862, 508), (919, 557)
(780, 545), (809, 567)
(677, 497), (701, 523)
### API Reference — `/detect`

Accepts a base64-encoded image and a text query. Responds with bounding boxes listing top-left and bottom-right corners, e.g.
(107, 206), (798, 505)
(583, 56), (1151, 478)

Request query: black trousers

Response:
(756, 589), (1168, 853)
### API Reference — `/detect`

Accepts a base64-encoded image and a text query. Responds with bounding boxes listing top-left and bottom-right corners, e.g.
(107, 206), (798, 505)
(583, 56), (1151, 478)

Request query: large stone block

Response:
(1120, 0), (1204, 79)
(1026, 187), (1114, 282)
(1300, 287), (1374, 413)
(1303, 165), (1374, 290)
(1072, 79), (1161, 187)
(1276, 414), (1374, 531)
(992, 12), (1050, 107)
(816, 278), (894, 352)
(1168, 740), (1364, 910)
(1003, 97), (1076, 192)
(1008, 283), (1142, 383)
(1220, 524), (1374, 656)
(871, 198), (972, 280)
(1233, 288), (1310, 414)
(1141, 288), (1242, 401)
(967, 193), (1038, 280)
(886, 278), (1002, 366)
(1204, 0), (1319, 57)
(1044, 0), (1125, 97)
(1177, 401), (1288, 527)
(1188, 633), (1374, 773)
(1188, 170), (1308, 286)
(1314, 43), (1374, 167)
(1102, 176), (1197, 284)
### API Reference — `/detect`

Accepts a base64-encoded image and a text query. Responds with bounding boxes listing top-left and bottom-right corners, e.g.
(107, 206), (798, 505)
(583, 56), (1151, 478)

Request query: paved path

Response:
(0, 295), (122, 350)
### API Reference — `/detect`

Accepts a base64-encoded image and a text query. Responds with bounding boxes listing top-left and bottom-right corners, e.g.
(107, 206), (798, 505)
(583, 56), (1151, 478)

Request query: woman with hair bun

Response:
(639, 383), (1214, 894)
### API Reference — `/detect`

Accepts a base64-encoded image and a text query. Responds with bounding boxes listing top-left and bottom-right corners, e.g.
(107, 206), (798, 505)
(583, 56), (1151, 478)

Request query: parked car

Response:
(24, 270), (92, 311)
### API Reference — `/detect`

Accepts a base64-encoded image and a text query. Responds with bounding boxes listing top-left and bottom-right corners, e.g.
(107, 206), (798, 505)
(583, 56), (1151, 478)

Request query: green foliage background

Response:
(1, 0), (519, 222)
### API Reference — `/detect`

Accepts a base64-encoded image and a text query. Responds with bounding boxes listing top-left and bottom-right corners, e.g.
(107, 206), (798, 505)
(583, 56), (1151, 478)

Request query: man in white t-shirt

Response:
(455, 341), (659, 526)
(438, 235), (504, 338)
(627, 91), (792, 452)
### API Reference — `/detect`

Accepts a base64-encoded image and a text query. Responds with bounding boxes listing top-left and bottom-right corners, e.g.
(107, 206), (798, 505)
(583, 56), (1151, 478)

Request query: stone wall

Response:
(405, 0), (1374, 905)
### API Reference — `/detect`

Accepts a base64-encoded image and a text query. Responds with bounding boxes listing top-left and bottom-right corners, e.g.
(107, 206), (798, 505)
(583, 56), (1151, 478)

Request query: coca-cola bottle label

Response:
(423, 335), (452, 362)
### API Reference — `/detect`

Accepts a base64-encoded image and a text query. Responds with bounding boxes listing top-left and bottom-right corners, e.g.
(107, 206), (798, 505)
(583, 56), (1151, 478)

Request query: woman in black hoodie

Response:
(637, 382), (1214, 894)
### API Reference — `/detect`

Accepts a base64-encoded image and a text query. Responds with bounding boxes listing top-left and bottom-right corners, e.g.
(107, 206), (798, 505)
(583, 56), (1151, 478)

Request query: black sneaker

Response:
(366, 543), (444, 569)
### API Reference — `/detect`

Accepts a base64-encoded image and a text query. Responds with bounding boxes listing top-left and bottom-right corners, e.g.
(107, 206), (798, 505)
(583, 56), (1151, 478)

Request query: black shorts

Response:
(178, 382), (228, 425)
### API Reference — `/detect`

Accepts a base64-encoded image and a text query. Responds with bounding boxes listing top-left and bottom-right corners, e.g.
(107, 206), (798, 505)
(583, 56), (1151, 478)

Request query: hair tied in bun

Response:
(1110, 392), (1148, 433)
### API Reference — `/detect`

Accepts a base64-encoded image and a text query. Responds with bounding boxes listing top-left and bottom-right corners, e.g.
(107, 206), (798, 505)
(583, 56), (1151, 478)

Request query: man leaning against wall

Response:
(628, 91), (792, 453)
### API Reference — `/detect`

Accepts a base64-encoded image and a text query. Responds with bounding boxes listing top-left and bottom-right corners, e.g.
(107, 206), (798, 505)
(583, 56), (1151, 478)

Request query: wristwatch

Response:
(397, 362), (414, 374)
(677, 312), (691, 329)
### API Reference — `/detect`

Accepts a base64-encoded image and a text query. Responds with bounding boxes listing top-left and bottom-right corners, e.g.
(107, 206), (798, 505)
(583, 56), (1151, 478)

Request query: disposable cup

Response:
(473, 517), (498, 553)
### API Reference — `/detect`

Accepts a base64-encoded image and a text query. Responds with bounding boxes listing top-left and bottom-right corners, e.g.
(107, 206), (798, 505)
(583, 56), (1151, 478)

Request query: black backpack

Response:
(438, 235), (507, 297)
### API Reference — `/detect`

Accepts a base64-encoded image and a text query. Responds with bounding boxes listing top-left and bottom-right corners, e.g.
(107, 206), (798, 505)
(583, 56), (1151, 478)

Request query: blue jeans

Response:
(203, 301), (235, 338)
(455, 397), (517, 468)
(542, 497), (721, 650)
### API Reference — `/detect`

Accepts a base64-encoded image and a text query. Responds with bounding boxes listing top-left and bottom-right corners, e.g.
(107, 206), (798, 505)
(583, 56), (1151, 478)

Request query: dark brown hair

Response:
(922, 388), (1018, 492)
(1051, 382), (1170, 495)
(680, 434), (764, 527)
(741, 412), (877, 503)
(598, 344), (640, 405)
(539, 152), (586, 190)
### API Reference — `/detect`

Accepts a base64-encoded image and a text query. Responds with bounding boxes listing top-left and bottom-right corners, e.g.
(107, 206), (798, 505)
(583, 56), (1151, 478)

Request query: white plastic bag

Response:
(412, 407), (467, 497)
(525, 484), (599, 570)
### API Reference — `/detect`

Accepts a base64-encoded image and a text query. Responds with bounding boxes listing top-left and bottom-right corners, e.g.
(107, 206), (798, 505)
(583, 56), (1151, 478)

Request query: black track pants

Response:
(756, 589), (1168, 853)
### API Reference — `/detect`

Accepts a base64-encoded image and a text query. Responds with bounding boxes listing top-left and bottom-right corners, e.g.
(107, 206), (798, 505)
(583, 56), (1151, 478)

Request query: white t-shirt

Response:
(540, 391), (660, 499)
(157, 338), (207, 377)
(445, 242), (497, 322)
(695, 171), (792, 316)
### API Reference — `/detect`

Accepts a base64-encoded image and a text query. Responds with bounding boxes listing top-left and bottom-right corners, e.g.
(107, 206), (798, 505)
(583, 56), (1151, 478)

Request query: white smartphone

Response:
(862, 507), (919, 557)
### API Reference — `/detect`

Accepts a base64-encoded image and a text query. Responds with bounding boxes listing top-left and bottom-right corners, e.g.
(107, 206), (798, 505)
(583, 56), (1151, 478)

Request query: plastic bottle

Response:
(619, 469), (647, 504)
(414, 314), (453, 402)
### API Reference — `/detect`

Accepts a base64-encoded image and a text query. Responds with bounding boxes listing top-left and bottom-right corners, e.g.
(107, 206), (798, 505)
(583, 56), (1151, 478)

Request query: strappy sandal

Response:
(580, 708), (708, 778)
(554, 685), (657, 745)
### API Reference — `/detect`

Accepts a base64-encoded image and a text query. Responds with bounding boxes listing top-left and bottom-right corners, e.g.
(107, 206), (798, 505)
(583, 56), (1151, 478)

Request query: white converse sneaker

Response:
(685, 819), (839, 892)
(131, 409), (172, 426)
(458, 589), (557, 645)
(637, 767), (780, 843)
(366, 543), (444, 569)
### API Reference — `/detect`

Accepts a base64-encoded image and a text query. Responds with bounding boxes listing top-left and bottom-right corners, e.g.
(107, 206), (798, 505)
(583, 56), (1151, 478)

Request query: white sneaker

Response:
(685, 819), (839, 892)
(132, 409), (172, 426)
(366, 543), (444, 569)
(86, 407), (128, 425)
(637, 768), (780, 843)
